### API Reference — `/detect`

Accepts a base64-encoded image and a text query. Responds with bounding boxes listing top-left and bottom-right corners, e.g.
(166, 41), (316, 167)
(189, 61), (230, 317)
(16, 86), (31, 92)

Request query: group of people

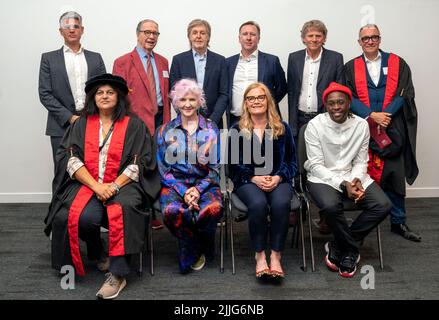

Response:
(40, 11), (419, 299)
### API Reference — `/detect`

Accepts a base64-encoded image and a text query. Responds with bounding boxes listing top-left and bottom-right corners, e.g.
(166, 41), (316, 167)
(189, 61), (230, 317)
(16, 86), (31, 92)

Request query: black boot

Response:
(391, 223), (421, 242)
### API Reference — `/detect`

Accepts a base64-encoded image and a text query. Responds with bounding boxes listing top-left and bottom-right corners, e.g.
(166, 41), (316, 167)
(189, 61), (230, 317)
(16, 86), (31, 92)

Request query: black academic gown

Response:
(44, 115), (160, 274)
(344, 55), (419, 196)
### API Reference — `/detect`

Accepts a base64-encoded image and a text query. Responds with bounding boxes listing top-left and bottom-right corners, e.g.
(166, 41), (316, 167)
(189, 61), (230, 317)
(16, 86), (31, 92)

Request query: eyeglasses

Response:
(326, 99), (346, 107)
(360, 35), (381, 43)
(61, 24), (81, 30)
(245, 95), (266, 103)
(140, 30), (160, 37)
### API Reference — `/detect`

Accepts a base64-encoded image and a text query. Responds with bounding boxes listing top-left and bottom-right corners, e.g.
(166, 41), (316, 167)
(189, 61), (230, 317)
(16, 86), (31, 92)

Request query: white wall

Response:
(1, 0), (438, 202)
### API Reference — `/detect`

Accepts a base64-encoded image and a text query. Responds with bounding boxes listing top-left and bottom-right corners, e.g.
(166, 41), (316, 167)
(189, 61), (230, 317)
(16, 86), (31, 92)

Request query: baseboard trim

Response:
(0, 193), (52, 203)
(0, 187), (438, 203)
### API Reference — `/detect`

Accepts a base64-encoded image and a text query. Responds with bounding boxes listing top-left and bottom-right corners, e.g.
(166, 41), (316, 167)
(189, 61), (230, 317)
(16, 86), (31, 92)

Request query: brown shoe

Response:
(96, 273), (126, 300)
(97, 256), (110, 272)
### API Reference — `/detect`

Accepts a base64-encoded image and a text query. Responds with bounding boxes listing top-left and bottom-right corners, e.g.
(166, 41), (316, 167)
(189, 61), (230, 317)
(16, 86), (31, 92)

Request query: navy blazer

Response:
(226, 51), (287, 125)
(287, 47), (344, 136)
(169, 49), (228, 127)
(228, 121), (297, 191)
(39, 47), (106, 136)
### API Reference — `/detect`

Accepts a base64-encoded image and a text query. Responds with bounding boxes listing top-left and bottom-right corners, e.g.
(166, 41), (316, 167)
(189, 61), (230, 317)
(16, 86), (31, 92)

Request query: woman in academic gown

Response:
(44, 73), (160, 299)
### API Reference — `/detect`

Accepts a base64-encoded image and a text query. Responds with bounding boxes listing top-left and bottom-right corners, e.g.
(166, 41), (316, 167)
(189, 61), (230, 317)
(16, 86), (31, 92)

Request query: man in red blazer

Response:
(113, 19), (170, 229)
(113, 19), (170, 136)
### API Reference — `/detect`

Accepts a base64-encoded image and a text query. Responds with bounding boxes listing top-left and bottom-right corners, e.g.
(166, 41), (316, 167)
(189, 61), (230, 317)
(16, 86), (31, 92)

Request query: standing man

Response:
(39, 11), (106, 166)
(287, 20), (344, 234)
(113, 19), (170, 230)
(344, 24), (420, 242)
(170, 19), (228, 128)
(226, 21), (287, 127)
(287, 20), (344, 138)
(113, 19), (171, 136)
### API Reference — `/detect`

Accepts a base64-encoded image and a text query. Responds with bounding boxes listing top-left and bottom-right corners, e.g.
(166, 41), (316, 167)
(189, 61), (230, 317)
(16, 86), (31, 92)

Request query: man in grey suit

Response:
(287, 20), (344, 137)
(39, 11), (106, 166)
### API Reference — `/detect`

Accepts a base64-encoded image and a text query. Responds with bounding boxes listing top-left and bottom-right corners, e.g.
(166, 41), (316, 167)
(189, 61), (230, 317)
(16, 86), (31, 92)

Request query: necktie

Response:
(146, 54), (158, 113)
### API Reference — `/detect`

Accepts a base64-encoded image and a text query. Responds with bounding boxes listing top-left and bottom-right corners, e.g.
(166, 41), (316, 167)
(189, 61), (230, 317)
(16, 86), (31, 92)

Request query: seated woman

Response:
(229, 82), (297, 279)
(156, 79), (223, 274)
(44, 73), (160, 299)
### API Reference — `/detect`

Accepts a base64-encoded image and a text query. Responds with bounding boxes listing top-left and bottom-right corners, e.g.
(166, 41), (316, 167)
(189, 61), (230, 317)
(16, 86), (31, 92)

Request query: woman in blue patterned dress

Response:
(156, 79), (223, 274)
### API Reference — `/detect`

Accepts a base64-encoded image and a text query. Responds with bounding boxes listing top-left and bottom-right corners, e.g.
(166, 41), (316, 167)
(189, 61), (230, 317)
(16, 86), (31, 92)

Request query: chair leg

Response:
(150, 214), (154, 276)
(299, 202), (307, 272)
(138, 251), (143, 276)
(305, 199), (316, 272)
(291, 216), (297, 249)
(220, 213), (224, 273)
(377, 225), (384, 270)
(229, 195), (236, 275)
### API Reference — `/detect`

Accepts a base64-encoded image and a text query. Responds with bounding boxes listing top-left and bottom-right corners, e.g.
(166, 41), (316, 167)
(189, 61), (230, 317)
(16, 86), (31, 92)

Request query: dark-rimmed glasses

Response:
(245, 95), (266, 103)
(140, 30), (160, 37)
(360, 35), (381, 43)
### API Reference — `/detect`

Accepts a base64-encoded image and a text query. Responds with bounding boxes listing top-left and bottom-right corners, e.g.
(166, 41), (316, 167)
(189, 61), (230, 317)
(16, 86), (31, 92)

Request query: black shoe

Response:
(391, 223), (421, 242)
(339, 251), (360, 278)
(324, 241), (342, 272)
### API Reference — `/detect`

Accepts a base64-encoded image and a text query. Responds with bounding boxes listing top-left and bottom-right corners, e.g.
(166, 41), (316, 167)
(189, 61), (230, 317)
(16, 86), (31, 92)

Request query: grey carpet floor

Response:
(0, 198), (438, 300)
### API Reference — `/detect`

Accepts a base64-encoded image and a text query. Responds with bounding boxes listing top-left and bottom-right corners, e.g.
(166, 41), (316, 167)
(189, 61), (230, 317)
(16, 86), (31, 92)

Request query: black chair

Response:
(297, 124), (384, 272)
(138, 201), (155, 276)
(223, 164), (306, 274)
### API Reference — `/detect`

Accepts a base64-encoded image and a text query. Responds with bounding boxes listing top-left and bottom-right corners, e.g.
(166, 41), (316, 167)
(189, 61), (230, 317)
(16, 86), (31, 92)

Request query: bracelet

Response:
(111, 182), (121, 194)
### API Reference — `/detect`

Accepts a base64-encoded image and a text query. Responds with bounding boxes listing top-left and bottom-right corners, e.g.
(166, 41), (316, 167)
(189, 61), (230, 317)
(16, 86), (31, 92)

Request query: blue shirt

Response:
(193, 49), (207, 88)
(136, 46), (163, 107)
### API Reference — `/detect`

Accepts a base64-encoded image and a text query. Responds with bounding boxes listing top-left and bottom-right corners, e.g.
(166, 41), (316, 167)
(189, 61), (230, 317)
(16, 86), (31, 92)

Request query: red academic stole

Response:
(354, 54), (400, 184)
(67, 115), (129, 276)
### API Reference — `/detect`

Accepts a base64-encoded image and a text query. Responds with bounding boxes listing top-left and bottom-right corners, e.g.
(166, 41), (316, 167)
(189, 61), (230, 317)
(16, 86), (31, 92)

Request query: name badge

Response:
(162, 71), (169, 78)
(383, 67), (388, 75)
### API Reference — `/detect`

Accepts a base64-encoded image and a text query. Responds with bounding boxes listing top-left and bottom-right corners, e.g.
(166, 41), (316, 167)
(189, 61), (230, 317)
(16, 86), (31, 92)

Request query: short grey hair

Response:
(358, 24), (380, 38)
(136, 19), (159, 34)
(301, 20), (327, 39)
(59, 11), (82, 26)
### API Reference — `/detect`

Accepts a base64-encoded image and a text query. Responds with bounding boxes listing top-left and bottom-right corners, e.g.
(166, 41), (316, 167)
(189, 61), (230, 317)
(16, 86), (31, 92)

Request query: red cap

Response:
(322, 82), (352, 105)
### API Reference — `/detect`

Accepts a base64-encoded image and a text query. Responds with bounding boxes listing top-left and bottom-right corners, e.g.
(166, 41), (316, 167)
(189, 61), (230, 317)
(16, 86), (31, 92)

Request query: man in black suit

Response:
(287, 20), (343, 234)
(226, 21), (287, 127)
(287, 20), (344, 137)
(170, 19), (228, 128)
(39, 11), (106, 166)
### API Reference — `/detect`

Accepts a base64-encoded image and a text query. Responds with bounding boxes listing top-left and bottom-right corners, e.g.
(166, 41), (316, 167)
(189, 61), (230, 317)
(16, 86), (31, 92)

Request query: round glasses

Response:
(245, 95), (266, 103)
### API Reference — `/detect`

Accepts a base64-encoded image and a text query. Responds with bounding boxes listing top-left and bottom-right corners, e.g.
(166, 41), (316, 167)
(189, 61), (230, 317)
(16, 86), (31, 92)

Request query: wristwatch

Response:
(111, 182), (121, 194)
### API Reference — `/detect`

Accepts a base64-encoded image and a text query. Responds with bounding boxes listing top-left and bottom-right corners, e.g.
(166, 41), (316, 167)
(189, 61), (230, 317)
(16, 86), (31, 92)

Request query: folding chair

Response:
(297, 124), (384, 272)
(223, 164), (306, 274)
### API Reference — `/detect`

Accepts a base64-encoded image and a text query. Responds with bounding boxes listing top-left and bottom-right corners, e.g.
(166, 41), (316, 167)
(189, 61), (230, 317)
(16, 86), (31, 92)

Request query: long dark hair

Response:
(82, 84), (131, 121)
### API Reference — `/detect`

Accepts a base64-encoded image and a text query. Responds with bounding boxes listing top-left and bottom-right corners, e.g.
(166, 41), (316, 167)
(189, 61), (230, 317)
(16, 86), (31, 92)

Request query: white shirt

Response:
(364, 51), (382, 87)
(231, 50), (259, 116)
(298, 49), (322, 113)
(63, 45), (88, 111)
(304, 113), (374, 192)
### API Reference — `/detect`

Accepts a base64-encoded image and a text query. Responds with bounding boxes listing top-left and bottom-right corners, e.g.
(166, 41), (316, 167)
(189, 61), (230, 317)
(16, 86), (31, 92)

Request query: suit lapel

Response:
(203, 50), (213, 88)
(258, 51), (266, 82)
(317, 48), (328, 85)
(296, 49), (306, 87)
(83, 50), (92, 78)
(58, 47), (73, 95)
(154, 53), (166, 101)
(185, 50), (197, 80)
(130, 49), (153, 99)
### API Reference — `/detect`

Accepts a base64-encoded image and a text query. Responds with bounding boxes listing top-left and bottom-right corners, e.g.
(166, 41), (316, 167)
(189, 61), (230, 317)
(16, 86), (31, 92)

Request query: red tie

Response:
(146, 54), (158, 113)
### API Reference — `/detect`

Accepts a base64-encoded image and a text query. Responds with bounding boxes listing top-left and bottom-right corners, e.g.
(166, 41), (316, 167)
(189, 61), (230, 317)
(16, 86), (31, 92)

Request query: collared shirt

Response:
(231, 50), (259, 116)
(304, 113), (374, 192)
(193, 49), (207, 88)
(156, 114), (220, 197)
(63, 45), (88, 111)
(67, 119), (139, 183)
(298, 48), (322, 113)
(136, 46), (163, 107)
(364, 51), (382, 86)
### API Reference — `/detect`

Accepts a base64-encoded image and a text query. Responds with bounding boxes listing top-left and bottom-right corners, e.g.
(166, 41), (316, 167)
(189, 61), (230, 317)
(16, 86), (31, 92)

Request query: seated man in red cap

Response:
(304, 82), (392, 278)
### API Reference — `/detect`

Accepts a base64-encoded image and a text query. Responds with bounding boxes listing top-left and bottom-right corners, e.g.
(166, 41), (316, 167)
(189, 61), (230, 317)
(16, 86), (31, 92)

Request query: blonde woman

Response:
(229, 82), (297, 280)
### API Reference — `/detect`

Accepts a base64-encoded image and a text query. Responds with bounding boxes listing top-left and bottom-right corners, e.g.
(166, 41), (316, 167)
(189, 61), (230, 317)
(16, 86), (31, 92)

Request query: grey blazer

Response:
(39, 47), (106, 136)
(287, 47), (344, 136)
